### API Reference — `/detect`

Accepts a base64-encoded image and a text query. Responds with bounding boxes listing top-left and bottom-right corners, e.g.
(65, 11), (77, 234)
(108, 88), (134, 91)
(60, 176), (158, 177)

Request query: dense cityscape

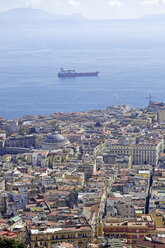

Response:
(0, 101), (165, 247)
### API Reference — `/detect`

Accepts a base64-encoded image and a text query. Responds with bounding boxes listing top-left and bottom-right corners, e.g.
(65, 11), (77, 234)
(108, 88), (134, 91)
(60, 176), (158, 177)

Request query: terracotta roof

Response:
(136, 237), (165, 247)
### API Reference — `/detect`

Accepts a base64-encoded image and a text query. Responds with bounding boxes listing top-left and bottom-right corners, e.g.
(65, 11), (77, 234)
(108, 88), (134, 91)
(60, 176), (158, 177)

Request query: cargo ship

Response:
(58, 68), (99, 78)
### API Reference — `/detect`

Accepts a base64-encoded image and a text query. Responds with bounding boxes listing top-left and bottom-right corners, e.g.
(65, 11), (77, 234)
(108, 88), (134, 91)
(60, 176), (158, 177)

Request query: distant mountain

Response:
(4, 8), (84, 20)
(1, 8), (53, 18)
(96, 14), (165, 26)
(1, 8), (165, 30)
(0, 8), (86, 29)
(140, 13), (165, 22)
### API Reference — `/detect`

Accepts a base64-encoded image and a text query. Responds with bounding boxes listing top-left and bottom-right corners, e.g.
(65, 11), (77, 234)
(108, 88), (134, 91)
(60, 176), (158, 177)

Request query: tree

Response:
(0, 238), (26, 248)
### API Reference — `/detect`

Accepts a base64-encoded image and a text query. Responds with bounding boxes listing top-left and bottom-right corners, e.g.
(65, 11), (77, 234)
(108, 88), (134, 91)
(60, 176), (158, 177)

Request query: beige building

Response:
(0, 178), (5, 191)
(28, 217), (93, 248)
(158, 108), (165, 125)
(94, 122), (105, 133)
(67, 133), (84, 143)
(115, 201), (135, 219)
(107, 140), (164, 165)
(132, 118), (151, 127)
(107, 199), (135, 219)
(5, 135), (36, 148)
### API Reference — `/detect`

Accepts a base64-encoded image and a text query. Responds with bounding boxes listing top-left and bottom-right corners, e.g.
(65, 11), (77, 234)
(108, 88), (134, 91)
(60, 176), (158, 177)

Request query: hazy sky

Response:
(1, 0), (165, 19)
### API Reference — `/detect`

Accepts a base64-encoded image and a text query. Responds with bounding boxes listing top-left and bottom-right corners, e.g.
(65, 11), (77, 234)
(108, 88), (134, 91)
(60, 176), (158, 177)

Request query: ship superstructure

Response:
(58, 68), (99, 77)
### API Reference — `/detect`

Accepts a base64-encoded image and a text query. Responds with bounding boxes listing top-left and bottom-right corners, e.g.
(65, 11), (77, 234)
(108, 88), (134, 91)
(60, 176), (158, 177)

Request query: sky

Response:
(1, 0), (165, 19)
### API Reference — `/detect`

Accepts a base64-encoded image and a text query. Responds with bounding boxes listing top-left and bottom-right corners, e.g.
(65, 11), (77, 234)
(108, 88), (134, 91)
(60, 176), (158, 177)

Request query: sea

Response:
(0, 29), (165, 119)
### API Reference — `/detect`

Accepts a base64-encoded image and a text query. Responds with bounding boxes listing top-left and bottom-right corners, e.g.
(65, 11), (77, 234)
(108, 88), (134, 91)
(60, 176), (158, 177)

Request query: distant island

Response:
(1, 7), (165, 29)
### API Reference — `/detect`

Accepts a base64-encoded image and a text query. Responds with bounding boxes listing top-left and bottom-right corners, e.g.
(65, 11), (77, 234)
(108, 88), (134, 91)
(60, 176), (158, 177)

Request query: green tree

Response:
(0, 238), (26, 248)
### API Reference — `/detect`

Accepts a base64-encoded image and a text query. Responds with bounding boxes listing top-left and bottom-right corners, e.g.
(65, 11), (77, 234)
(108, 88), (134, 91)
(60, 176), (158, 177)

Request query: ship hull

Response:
(58, 72), (99, 77)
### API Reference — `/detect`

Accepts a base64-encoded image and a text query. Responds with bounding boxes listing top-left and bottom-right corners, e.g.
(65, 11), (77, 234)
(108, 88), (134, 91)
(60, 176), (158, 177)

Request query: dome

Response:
(44, 131), (67, 144)
(42, 131), (70, 150)
(95, 121), (103, 127)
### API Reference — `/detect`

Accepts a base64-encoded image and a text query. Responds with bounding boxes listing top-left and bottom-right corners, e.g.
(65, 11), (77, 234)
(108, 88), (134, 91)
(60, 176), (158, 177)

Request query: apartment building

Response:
(104, 220), (156, 245)
(107, 140), (164, 165)
(27, 217), (93, 248)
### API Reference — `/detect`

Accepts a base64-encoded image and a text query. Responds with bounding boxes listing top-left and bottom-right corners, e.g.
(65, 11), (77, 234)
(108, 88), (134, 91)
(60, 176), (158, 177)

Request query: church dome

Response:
(44, 132), (68, 144)
(95, 121), (103, 127)
(42, 131), (70, 150)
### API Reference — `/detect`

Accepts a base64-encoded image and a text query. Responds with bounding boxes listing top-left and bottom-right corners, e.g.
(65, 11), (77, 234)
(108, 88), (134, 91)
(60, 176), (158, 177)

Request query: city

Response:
(0, 101), (165, 247)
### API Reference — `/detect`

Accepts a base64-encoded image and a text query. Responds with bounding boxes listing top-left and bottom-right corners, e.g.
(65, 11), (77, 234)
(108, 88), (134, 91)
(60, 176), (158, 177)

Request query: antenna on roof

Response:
(146, 94), (154, 104)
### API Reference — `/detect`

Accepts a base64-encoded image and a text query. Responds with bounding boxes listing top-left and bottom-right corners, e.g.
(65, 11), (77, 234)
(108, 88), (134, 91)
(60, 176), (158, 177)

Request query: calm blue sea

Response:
(0, 32), (165, 119)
